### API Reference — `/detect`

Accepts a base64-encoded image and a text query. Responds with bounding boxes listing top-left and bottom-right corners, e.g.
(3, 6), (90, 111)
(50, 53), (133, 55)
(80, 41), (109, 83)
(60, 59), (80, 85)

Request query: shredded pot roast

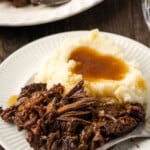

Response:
(0, 80), (145, 150)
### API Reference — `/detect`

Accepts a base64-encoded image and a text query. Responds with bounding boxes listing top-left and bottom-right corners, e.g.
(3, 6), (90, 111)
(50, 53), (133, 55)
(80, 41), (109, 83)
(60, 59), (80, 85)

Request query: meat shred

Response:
(0, 80), (145, 150)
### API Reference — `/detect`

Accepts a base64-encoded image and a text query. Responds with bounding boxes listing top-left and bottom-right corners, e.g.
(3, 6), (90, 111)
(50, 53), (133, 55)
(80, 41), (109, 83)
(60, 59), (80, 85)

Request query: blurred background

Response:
(0, 0), (149, 64)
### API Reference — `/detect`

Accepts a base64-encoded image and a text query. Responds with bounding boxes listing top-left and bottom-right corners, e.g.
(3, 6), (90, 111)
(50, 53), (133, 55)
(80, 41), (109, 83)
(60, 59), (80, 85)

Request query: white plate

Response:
(0, 31), (150, 150)
(0, 0), (103, 26)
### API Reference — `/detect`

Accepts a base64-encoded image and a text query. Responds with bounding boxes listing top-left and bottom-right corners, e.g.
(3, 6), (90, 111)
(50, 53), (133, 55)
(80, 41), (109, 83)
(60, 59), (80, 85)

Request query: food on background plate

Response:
(0, 30), (147, 149)
(0, 0), (30, 7)
(0, 0), (71, 7)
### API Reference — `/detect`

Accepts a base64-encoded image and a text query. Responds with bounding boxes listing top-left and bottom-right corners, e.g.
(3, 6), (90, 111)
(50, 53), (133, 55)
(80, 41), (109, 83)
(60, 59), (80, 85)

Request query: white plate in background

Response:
(0, 31), (150, 150)
(0, 0), (103, 26)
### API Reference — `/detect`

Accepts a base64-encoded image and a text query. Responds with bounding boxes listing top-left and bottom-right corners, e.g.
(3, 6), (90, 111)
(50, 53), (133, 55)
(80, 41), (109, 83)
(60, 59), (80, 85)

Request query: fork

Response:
(31, 0), (71, 6)
(142, 0), (150, 30)
(96, 118), (150, 150)
(0, 121), (149, 150)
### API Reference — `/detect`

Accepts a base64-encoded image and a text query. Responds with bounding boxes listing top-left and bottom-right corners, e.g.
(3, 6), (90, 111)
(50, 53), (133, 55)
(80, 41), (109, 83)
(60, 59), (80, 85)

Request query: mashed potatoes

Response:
(35, 30), (147, 105)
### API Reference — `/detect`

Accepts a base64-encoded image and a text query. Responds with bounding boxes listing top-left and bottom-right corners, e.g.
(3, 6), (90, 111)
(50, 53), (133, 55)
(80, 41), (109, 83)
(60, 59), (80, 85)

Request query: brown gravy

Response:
(68, 47), (129, 81)
(7, 95), (18, 107)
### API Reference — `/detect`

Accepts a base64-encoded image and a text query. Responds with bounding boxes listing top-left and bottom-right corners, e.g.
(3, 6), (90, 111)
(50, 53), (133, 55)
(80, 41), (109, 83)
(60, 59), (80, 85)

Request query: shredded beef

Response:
(0, 80), (145, 150)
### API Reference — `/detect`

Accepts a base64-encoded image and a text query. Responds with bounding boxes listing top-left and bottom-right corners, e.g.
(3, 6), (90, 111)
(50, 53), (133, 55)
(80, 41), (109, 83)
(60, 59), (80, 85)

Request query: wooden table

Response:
(0, 0), (149, 149)
(0, 0), (150, 64)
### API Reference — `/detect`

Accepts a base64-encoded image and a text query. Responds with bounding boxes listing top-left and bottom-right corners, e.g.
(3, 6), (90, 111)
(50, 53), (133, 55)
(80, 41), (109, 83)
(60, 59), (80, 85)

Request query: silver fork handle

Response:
(31, 0), (71, 6)
(96, 123), (150, 150)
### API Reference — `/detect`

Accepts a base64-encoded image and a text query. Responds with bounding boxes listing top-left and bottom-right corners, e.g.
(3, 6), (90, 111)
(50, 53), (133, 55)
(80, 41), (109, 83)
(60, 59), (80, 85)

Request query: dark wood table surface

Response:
(0, 0), (149, 149)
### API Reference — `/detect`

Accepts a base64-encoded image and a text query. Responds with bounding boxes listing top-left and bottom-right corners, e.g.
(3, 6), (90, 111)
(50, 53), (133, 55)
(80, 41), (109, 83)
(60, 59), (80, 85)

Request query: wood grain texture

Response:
(0, 0), (149, 63)
(0, 0), (149, 149)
